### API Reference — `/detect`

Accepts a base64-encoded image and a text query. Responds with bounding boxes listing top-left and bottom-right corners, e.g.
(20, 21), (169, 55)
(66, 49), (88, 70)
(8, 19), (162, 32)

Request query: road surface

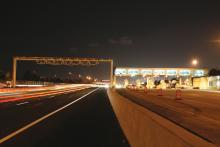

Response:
(117, 88), (220, 146)
(0, 88), (129, 147)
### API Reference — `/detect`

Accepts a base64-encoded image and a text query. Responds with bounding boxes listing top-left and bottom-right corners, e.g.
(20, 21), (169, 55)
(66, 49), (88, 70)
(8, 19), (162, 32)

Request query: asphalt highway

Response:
(117, 88), (220, 146)
(0, 88), (129, 147)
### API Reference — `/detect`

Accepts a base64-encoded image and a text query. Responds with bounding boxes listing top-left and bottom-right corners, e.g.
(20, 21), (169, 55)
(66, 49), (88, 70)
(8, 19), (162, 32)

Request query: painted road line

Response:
(16, 102), (29, 106)
(0, 88), (99, 144)
(67, 88), (84, 98)
(68, 94), (74, 99)
(48, 95), (55, 99)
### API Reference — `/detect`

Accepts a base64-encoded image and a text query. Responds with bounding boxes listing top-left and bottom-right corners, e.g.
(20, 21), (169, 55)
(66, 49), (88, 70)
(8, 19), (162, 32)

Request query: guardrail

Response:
(16, 81), (54, 86)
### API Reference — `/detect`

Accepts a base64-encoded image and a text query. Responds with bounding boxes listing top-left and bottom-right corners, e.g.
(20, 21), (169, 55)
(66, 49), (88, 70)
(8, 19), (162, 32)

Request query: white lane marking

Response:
(68, 95), (74, 99)
(48, 95), (55, 99)
(16, 102), (29, 106)
(67, 87), (89, 98)
(0, 88), (99, 144)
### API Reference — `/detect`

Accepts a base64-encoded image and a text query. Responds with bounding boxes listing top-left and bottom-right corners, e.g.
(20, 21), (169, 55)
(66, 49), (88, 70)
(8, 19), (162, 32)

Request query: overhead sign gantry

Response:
(12, 56), (113, 87)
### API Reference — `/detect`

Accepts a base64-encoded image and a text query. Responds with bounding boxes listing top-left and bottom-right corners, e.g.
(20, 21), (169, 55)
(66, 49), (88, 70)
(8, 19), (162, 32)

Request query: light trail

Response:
(0, 85), (91, 103)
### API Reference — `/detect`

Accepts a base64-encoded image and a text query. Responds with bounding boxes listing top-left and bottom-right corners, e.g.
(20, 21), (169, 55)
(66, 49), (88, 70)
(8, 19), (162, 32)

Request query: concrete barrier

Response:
(107, 89), (216, 147)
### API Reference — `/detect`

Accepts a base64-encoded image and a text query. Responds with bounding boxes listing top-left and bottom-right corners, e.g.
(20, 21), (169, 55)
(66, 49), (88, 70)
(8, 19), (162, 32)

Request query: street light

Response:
(192, 59), (198, 66)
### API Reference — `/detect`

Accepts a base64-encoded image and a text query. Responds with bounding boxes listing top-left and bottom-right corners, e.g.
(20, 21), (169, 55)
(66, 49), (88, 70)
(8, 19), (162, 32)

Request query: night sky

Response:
(1, 1), (220, 79)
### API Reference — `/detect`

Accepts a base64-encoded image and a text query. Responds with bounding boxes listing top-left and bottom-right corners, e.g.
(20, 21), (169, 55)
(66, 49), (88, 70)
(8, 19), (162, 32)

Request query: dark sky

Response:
(1, 1), (220, 79)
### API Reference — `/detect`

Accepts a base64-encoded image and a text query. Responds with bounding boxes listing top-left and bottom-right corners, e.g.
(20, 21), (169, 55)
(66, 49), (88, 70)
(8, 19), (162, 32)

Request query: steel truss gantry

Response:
(12, 56), (114, 87)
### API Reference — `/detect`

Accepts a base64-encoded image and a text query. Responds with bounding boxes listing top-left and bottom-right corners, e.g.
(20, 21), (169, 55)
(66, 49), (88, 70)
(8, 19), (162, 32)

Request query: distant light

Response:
(86, 76), (92, 80)
(130, 74), (136, 77)
(217, 81), (220, 86)
(101, 84), (109, 88)
(217, 76), (220, 89)
(16, 84), (44, 87)
(115, 84), (123, 89)
(192, 59), (198, 66)
(211, 39), (220, 43)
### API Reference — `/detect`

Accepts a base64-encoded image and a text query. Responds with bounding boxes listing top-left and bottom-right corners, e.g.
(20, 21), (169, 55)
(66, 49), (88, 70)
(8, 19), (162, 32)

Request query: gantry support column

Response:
(12, 57), (17, 87)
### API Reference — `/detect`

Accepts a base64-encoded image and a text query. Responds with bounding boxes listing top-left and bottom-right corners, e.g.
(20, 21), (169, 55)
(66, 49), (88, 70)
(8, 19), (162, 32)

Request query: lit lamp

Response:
(192, 59), (198, 66)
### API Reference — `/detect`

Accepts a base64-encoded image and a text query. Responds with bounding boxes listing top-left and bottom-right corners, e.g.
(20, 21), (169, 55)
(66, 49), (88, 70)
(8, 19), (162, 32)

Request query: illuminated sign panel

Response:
(194, 70), (204, 77)
(166, 70), (177, 75)
(154, 70), (165, 75)
(179, 70), (191, 76)
(141, 70), (153, 75)
(128, 69), (139, 75)
(115, 68), (206, 77)
(115, 69), (127, 75)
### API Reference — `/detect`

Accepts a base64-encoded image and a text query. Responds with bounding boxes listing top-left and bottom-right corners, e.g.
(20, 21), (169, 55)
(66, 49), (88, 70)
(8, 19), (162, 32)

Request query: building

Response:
(114, 67), (208, 88)
(193, 76), (220, 90)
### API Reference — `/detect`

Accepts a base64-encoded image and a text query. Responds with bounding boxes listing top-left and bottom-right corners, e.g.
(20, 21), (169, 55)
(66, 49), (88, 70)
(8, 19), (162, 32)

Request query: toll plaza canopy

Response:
(115, 68), (208, 77)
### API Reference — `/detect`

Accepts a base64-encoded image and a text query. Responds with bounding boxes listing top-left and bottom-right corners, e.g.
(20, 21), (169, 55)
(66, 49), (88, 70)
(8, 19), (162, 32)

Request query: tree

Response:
(208, 68), (220, 76)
